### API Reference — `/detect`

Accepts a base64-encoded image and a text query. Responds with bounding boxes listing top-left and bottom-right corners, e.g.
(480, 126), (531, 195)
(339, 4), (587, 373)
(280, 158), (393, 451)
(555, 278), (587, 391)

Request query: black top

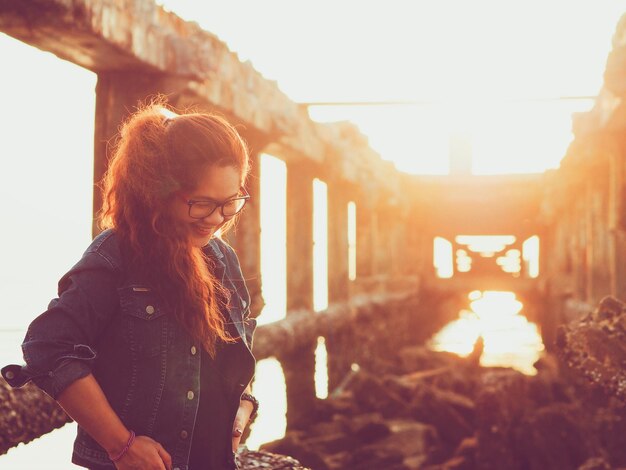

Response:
(188, 344), (236, 470)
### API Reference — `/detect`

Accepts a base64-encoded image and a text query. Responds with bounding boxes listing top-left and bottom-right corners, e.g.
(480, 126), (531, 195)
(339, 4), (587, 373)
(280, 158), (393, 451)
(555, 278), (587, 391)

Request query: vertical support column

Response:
(326, 181), (350, 392)
(356, 192), (374, 282)
(609, 145), (626, 300)
(327, 181), (350, 304)
(227, 151), (263, 317)
(286, 168), (314, 310)
(93, 71), (170, 237)
(370, 206), (381, 278)
(281, 163), (316, 428)
(584, 180), (594, 303)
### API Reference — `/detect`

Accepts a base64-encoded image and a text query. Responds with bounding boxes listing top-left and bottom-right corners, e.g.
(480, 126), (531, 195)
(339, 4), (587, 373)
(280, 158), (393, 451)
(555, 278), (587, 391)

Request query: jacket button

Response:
(190, 346), (197, 355)
(187, 391), (195, 400)
(145, 305), (155, 315)
(180, 430), (188, 440)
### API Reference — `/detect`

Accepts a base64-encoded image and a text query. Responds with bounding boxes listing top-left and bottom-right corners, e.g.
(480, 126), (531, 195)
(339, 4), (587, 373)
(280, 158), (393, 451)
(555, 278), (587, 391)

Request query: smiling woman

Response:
(2, 103), (259, 470)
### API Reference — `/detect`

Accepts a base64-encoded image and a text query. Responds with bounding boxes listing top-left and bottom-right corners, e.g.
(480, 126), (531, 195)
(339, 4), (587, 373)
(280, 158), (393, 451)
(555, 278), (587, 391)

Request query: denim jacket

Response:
(1, 229), (256, 470)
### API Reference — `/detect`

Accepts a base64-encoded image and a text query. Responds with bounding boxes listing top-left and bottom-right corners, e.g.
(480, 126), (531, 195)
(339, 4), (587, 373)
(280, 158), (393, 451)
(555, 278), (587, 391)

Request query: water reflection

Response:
(428, 291), (544, 375)
(245, 358), (287, 450)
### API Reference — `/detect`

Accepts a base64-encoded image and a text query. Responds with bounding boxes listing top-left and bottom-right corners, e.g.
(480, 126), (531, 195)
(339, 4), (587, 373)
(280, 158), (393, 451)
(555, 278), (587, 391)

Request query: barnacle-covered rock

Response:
(556, 295), (626, 402)
(237, 449), (312, 469)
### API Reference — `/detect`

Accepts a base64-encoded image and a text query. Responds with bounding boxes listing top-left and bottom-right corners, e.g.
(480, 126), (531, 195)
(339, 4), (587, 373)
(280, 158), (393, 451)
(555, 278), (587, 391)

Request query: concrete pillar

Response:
(327, 181), (350, 304)
(326, 180), (350, 393)
(286, 167), (314, 311)
(281, 163), (316, 428)
(356, 192), (374, 279)
(226, 151), (263, 317)
(609, 148), (626, 300)
(584, 181), (594, 303)
(93, 71), (176, 237)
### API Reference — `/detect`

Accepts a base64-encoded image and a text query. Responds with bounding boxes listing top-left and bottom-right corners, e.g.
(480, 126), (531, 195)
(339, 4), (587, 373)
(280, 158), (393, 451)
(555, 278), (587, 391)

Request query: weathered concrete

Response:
(0, 0), (400, 193)
(556, 295), (626, 402)
(539, 14), (626, 335)
(409, 174), (544, 239)
(0, 379), (70, 455)
(252, 292), (417, 361)
(225, 151), (264, 316)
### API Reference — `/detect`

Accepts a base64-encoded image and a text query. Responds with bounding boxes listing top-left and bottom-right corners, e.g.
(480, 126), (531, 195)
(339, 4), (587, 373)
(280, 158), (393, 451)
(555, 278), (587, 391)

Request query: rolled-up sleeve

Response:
(1, 251), (120, 399)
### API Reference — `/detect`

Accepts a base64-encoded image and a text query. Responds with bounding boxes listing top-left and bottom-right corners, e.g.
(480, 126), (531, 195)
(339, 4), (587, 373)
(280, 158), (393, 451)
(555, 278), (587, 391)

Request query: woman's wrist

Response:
(240, 392), (259, 419)
(107, 429), (136, 462)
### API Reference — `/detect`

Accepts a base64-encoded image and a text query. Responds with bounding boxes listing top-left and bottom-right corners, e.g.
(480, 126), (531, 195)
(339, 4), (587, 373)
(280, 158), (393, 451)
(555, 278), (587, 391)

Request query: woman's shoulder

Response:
(83, 228), (124, 268)
(57, 229), (124, 294)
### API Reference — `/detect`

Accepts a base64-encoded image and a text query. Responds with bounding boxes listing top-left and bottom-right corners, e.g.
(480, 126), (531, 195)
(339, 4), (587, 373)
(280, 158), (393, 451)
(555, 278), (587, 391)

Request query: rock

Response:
(451, 436), (477, 467)
(515, 403), (591, 470)
(346, 370), (410, 418)
(237, 449), (312, 469)
(410, 384), (474, 449)
(577, 456), (612, 470)
(474, 370), (528, 470)
(557, 295), (626, 402)
(352, 419), (392, 444)
(304, 432), (359, 455)
(260, 432), (330, 470)
(349, 443), (405, 469)
(398, 346), (465, 374)
(381, 420), (443, 460)
(0, 378), (71, 455)
(307, 419), (346, 438)
(593, 400), (626, 468)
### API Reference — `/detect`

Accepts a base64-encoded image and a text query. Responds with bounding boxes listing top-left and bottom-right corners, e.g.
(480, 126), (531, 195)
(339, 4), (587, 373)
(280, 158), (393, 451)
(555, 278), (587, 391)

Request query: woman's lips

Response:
(193, 225), (214, 236)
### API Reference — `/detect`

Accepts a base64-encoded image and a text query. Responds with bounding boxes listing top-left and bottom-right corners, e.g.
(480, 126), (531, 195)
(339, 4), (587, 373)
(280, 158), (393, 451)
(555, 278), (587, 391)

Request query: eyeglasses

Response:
(182, 189), (250, 219)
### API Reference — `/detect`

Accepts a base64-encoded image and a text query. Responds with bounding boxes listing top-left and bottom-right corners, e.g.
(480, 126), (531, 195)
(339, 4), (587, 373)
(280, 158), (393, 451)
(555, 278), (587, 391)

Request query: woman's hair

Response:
(100, 100), (250, 356)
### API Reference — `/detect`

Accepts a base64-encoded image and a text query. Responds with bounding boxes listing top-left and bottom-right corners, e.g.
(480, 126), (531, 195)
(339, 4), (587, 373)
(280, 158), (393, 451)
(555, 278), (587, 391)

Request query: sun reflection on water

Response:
(429, 291), (544, 375)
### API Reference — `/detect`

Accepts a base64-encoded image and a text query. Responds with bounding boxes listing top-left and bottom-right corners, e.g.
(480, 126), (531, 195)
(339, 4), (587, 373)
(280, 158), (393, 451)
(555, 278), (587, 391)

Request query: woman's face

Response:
(171, 165), (243, 247)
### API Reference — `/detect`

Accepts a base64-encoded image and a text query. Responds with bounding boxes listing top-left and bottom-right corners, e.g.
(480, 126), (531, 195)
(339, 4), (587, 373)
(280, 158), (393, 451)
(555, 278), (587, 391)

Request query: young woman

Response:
(2, 103), (258, 470)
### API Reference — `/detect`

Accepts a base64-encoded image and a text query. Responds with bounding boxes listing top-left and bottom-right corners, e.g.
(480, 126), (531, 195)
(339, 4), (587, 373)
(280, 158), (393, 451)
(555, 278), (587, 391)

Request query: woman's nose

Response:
(202, 209), (225, 225)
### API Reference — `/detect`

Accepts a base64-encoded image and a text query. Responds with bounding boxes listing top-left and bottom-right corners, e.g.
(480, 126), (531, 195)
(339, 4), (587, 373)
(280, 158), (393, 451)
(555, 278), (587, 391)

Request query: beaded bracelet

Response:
(240, 392), (259, 419)
(109, 430), (136, 462)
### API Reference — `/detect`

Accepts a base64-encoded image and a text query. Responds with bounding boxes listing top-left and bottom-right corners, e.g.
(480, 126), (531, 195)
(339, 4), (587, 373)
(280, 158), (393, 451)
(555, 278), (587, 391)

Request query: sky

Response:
(156, 0), (626, 173)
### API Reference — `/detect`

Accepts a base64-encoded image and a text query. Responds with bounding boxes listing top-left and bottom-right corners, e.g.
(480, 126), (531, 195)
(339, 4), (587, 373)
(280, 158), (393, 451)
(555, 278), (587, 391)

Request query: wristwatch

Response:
(240, 392), (259, 419)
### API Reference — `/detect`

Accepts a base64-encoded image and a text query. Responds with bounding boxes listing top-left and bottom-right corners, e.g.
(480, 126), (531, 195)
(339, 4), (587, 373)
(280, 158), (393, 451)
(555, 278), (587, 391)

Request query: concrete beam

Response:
(0, 0), (401, 193)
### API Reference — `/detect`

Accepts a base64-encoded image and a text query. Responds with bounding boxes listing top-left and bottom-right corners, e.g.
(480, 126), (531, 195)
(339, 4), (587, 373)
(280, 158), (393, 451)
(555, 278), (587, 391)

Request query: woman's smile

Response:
(192, 224), (216, 238)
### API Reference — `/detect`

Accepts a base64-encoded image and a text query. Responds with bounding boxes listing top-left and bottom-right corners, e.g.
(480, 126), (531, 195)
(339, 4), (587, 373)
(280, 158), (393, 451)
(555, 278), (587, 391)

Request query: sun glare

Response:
(245, 358), (287, 450)
(434, 237), (454, 278)
(259, 154), (287, 325)
(347, 201), (357, 281)
(429, 291), (544, 375)
(315, 336), (329, 399)
(313, 178), (329, 312)
(523, 235), (540, 278)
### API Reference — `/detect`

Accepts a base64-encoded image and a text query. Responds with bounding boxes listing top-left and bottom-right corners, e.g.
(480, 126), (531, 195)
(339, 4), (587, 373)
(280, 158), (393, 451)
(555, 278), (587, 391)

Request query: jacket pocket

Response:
(118, 286), (173, 357)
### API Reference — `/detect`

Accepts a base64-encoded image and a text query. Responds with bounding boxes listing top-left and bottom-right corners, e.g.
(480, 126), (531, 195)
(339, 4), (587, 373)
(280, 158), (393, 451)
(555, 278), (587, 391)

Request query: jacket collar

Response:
(204, 238), (225, 260)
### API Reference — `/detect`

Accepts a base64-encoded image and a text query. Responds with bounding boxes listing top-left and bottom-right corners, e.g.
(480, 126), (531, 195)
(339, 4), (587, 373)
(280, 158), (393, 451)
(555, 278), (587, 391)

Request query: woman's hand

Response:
(231, 399), (254, 452)
(114, 435), (172, 470)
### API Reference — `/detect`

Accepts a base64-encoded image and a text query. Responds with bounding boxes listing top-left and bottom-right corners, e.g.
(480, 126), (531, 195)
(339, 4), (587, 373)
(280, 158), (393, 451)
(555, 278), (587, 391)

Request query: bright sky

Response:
(157, 0), (626, 174)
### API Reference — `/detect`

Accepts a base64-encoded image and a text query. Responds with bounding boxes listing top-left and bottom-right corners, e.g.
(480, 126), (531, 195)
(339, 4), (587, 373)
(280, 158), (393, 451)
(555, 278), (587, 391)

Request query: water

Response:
(428, 291), (545, 375)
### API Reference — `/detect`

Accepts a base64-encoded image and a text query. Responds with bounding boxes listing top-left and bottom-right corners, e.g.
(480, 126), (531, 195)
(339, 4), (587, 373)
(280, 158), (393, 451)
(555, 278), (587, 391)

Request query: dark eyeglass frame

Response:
(181, 188), (250, 220)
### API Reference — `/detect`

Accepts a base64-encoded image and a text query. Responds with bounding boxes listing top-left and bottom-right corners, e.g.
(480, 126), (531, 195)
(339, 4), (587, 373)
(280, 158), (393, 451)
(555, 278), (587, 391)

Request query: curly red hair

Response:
(99, 101), (250, 357)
